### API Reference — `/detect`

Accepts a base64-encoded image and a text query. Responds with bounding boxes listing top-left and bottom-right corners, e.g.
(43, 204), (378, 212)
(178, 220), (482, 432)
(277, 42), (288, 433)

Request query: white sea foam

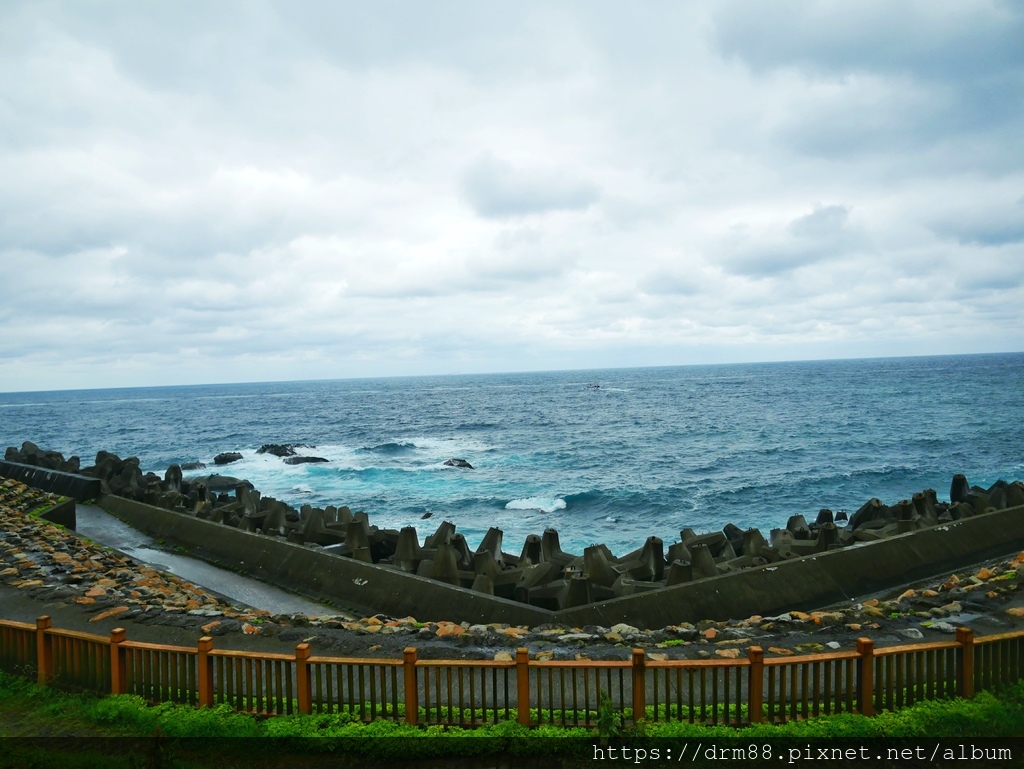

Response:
(398, 435), (496, 454)
(505, 496), (567, 513)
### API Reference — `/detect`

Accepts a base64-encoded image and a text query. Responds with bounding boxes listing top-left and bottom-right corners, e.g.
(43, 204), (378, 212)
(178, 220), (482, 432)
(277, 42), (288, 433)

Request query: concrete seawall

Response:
(557, 509), (1024, 627)
(0, 460), (100, 505)
(99, 493), (1024, 627)
(99, 494), (554, 625)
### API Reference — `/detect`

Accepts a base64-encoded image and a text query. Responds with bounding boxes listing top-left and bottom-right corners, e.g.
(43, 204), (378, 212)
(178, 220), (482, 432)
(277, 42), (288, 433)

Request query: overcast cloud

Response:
(1, 0), (1022, 391)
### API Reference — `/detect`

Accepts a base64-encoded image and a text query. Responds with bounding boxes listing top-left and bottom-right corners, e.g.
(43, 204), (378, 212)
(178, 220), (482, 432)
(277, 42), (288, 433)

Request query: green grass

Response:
(1, 671), (1023, 766)
(25, 496), (70, 518)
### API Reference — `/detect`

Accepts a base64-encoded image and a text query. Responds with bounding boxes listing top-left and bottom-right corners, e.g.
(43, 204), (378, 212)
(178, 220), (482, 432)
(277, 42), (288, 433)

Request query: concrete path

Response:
(74, 504), (339, 617)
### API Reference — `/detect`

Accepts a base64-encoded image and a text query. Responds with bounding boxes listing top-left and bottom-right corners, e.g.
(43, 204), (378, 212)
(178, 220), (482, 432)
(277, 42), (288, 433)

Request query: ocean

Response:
(2, 353), (1023, 556)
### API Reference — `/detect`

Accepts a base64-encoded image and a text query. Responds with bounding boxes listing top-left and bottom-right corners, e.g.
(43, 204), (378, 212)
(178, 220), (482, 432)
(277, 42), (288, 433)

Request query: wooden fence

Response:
(1, 616), (1022, 728)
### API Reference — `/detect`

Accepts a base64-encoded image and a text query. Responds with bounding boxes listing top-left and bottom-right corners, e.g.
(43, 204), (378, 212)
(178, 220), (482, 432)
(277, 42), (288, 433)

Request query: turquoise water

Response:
(3, 353), (1023, 555)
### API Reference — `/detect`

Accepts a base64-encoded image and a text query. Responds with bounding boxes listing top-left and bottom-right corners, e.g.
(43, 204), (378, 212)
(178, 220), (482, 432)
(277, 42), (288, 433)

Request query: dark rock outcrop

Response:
(258, 444), (297, 457)
(5, 441), (81, 474)
(283, 456), (329, 465)
(257, 443), (316, 458)
(191, 474), (253, 491)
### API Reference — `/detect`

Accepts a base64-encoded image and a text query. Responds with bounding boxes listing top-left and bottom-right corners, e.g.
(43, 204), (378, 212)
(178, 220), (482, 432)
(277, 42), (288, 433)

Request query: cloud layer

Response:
(1, 1), (1022, 390)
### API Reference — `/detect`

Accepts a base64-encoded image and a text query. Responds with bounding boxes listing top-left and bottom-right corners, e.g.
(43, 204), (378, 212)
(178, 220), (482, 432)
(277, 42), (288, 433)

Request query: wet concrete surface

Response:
(74, 504), (339, 617)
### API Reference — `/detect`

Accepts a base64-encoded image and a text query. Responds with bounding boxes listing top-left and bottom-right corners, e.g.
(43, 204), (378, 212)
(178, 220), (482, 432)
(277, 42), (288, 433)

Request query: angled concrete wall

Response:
(98, 493), (1024, 628)
(99, 494), (554, 625)
(556, 508), (1024, 627)
(0, 460), (100, 506)
(35, 496), (77, 529)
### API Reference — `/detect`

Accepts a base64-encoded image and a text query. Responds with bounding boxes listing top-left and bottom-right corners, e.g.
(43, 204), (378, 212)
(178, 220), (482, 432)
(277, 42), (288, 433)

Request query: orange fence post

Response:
(35, 616), (52, 685)
(748, 645), (764, 724)
(109, 627), (127, 695)
(956, 627), (975, 699)
(197, 636), (214, 707)
(403, 647), (418, 725)
(632, 648), (646, 722)
(295, 643), (312, 715)
(516, 647), (531, 726)
(857, 637), (875, 716)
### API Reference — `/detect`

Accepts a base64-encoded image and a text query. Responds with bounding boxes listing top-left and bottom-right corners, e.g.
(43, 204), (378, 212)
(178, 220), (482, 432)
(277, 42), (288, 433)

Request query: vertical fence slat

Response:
(958, 627), (975, 698)
(545, 668), (552, 725)
(857, 637), (874, 716)
(403, 648), (418, 725)
(516, 648), (530, 726)
(197, 637), (213, 707)
(584, 667), (592, 725)
(885, 655), (894, 712)
(723, 664), (730, 724)
(789, 663), (797, 722)
(433, 667), (441, 723)
(800, 662), (809, 720)
(674, 668), (682, 724)
(109, 628), (126, 695)
(632, 649), (645, 724)
(699, 667), (706, 722)
(390, 665), (398, 722)
(326, 663), (336, 715)
(811, 661), (820, 718)
(35, 616), (52, 685)
(572, 667), (579, 726)
(749, 647), (763, 724)
(370, 664), (379, 721)
(295, 643), (311, 715)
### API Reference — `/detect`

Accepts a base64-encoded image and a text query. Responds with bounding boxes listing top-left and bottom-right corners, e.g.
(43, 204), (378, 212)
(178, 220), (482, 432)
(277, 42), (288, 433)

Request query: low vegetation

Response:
(1, 671), (1023, 767)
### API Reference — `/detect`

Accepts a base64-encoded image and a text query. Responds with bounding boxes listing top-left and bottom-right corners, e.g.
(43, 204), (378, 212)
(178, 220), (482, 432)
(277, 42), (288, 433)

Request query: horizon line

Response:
(2, 348), (1022, 397)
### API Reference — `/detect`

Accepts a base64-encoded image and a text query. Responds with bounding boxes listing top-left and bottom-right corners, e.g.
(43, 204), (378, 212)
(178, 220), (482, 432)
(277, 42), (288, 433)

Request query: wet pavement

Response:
(74, 504), (339, 617)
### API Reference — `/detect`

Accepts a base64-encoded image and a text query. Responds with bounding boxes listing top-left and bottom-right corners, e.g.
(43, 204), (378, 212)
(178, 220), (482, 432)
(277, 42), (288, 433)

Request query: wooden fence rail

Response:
(2, 616), (1021, 728)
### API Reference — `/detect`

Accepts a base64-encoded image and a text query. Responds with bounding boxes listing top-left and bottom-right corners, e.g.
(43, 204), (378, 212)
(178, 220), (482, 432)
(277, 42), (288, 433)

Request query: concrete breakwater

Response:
(5, 441), (1024, 628)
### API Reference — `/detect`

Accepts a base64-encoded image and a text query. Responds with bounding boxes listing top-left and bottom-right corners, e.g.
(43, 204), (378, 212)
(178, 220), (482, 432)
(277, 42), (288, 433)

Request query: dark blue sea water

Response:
(2, 354), (1023, 556)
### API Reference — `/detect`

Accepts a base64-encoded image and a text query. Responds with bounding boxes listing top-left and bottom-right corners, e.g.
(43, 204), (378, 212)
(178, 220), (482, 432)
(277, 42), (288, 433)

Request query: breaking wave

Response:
(505, 496), (567, 513)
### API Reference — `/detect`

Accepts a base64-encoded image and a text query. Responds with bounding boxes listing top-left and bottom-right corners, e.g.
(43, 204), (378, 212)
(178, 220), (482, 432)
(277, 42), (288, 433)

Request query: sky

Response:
(2, 1), (1023, 392)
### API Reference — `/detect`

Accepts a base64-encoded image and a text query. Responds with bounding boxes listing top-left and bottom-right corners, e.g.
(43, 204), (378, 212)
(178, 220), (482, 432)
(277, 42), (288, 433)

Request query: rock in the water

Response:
(180, 461), (206, 471)
(444, 458), (474, 469)
(257, 444), (305, 457)
(214, 452), (243, 466)
(283, 456), (328, 465)
(191, 474), (252, 491)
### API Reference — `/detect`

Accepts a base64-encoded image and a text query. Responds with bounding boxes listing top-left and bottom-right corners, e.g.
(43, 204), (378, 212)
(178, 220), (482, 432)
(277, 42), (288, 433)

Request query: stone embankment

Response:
(0, 478), (274, 635)
(5, 476), (1024, 661)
